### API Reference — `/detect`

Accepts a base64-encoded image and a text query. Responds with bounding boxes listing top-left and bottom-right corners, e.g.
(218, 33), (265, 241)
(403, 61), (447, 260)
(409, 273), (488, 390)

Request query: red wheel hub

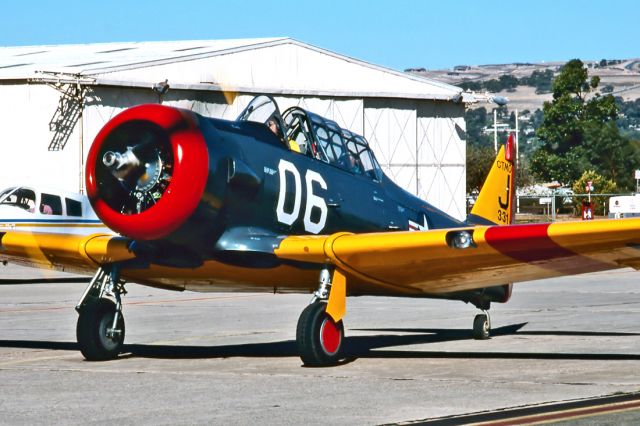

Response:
(320, 317), (341, 355)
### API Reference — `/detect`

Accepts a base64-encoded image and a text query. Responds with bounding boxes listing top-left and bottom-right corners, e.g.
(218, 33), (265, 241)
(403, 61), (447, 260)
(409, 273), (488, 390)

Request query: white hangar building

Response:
(0, 38), (470, 219)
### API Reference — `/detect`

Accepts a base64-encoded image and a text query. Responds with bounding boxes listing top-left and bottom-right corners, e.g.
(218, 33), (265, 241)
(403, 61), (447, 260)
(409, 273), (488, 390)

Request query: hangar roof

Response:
(0, 38), (465, 101)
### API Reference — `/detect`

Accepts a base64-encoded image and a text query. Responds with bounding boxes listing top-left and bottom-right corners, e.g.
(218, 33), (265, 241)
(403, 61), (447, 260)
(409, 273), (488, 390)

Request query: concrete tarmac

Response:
(1, 263), (640, 425)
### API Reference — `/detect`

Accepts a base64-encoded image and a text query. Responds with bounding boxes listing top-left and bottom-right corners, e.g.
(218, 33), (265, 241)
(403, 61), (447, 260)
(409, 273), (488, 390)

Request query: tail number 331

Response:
(276, 159), (328, 234)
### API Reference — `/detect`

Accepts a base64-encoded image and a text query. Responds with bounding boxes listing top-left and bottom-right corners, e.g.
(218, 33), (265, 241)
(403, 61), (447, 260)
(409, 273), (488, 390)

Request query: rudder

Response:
(467, 133), (516, 226)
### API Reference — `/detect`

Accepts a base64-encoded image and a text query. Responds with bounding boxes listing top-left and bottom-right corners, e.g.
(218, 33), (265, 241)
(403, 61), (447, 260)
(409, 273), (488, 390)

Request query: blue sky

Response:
(2, 0), (638, 70)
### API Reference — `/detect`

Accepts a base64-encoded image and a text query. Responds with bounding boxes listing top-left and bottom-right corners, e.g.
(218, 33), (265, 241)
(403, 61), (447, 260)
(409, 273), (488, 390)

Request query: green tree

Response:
(484, 79), (502, 93)
(583, 122), (639, 190)
(571, 170), (617, 216)
(537, 59), (617, 154)
(465, 107), (492, 148)
(467, 144), (495, 194)
(459, 81), (482, 91)
(529, 69), (554, 93)
(531, 59), (620, 185)
(529, 148), (589, 184)
(499, 74), (518, 91)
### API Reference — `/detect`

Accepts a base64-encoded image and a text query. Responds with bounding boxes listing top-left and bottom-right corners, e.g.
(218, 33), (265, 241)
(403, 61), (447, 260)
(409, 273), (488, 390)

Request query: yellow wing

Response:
(275, 218), (640, 295)
(5, 218), (640, 299)
(0, 231), (135, 274)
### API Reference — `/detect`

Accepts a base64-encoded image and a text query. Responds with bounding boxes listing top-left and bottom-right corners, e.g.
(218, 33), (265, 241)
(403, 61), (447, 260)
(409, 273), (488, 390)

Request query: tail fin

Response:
(467, 133), (516, 226)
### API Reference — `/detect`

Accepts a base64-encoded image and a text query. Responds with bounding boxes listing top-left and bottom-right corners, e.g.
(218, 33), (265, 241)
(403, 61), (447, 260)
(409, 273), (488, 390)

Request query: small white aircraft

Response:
(0, 185), (109, 235)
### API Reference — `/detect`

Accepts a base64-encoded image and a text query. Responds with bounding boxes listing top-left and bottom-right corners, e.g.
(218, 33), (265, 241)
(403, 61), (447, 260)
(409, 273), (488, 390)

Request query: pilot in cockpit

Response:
(268, 116), (301, 153)
(267, 117), (280, 137)
(347, 152), (362, 175)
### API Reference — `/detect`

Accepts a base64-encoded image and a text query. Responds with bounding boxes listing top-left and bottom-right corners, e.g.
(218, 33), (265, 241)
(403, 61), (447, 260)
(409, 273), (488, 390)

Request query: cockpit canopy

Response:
(237, 95), (383, 181)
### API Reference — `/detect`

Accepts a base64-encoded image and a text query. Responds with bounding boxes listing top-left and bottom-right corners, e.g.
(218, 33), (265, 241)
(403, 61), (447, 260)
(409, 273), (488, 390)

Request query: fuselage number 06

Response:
(276, 159), (328, 234)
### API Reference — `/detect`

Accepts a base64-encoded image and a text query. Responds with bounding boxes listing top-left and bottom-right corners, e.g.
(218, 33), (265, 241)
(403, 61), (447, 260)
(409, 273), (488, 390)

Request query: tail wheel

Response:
(296, 302), (344, 366)
(473, 313), (490, 340)
(76, 299), (125, 361)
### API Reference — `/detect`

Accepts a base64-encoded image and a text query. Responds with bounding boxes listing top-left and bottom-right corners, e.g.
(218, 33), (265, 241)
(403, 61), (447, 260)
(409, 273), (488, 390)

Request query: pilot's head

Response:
(267, 119), (278, 135)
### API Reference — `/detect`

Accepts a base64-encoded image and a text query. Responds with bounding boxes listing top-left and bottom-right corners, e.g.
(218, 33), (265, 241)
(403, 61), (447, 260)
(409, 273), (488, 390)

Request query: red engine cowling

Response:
(86, 104), (210, 241)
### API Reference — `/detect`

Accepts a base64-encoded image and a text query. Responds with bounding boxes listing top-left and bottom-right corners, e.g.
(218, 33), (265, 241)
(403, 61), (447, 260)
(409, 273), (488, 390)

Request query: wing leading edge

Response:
(0, 231), (134, 274)
(275, 218), (640, 295)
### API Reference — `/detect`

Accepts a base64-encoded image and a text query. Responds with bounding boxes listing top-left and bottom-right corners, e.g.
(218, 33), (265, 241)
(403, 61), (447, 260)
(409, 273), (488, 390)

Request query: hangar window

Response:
(40, 193), (63, 216)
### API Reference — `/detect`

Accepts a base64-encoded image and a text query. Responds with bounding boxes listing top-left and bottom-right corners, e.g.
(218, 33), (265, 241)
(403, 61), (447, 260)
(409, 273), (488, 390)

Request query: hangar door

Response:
(416, 101), (466, 220)
(363, 98), (418, 191)
(364, 99), (466, 220)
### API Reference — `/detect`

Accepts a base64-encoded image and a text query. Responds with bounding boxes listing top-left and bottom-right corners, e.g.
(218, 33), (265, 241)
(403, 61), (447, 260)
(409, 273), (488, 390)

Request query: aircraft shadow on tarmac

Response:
(2, 323), (640, 363)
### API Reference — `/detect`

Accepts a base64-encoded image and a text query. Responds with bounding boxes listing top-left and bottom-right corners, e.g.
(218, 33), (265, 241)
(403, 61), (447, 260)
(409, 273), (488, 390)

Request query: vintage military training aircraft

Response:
(2, 94), (640, 366)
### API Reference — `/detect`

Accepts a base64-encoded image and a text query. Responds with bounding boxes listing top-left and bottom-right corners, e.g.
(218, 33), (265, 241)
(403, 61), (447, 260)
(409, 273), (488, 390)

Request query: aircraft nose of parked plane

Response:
(85, 104), (210, 241)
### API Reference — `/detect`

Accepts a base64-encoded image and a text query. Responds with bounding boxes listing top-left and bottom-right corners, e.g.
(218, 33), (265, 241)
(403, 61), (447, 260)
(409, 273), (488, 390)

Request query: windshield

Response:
(0, 187), (36, 212)
(237, 95), (288, 143)
(237, 95), (279, 124)
(0, 187), (17, 203)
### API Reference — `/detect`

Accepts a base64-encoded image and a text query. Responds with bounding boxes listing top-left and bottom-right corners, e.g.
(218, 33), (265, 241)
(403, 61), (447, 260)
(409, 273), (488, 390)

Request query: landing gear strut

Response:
(296, 268), (345, 366)
(75, 265), (127, 360)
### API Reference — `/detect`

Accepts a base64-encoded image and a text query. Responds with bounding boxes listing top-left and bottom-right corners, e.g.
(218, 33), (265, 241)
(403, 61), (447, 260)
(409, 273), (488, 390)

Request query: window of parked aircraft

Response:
(0, 187), (16, 202)
(40, 193), (62, 215)
(0, 187), (36, 212)
(65, 198), (82, 217)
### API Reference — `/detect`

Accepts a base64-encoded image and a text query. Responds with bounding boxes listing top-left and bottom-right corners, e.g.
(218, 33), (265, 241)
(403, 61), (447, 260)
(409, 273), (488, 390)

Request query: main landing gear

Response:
(75, 266), (127, 360)
(296, 268), (345, 366)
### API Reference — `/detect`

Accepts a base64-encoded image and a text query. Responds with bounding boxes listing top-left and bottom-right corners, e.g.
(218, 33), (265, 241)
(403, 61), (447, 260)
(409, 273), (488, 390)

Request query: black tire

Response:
(473, 313), (490, 340)
(76, 299), (125, 361)
(296, 302), (344, 366)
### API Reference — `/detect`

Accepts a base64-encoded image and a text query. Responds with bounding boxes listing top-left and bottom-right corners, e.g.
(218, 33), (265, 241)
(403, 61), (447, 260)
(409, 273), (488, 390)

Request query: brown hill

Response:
(408, 59), (640, 113)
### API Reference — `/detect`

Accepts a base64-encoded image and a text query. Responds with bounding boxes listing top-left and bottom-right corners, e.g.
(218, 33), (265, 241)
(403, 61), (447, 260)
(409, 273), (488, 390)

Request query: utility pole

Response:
(493, 109), (498, 154)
